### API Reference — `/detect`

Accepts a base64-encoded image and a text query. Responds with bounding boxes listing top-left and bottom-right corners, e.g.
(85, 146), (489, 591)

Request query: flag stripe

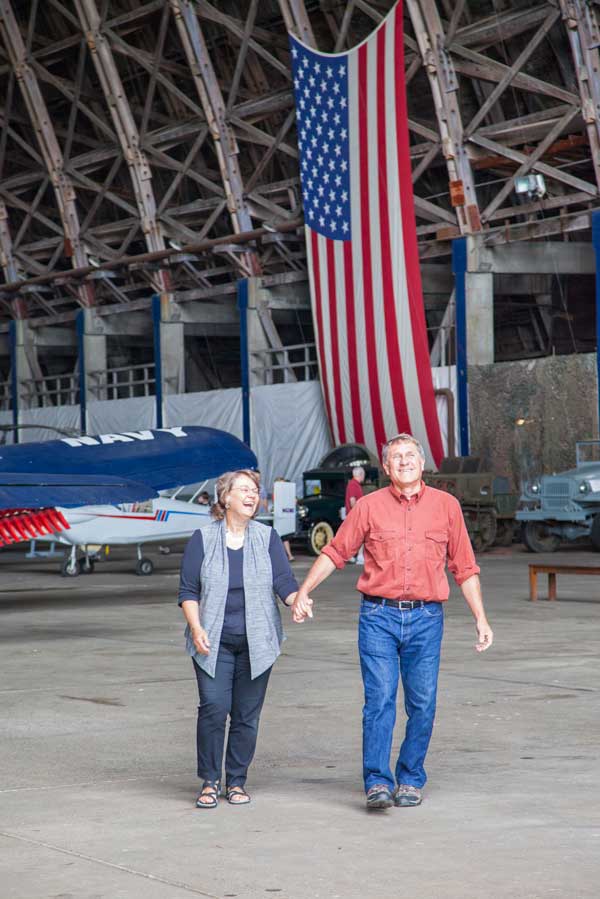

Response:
(343, 240), (364, 443)
(358, 41), (387, 452)
(376, 20), (411, 437)
(307, 229), (335, 438)
(326, 239), (347, 444)
(393, 8), (444, 464)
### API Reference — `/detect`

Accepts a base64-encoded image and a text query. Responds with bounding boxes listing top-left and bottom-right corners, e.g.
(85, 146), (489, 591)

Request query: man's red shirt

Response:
(323, 483), (479, 602)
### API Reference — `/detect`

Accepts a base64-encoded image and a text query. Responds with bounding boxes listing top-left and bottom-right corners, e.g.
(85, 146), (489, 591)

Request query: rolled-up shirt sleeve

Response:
(178, 530), (204, 605)
(269, 530), (299, 602)
(446, 498), (480, 585)
(322, 499), (368, 569)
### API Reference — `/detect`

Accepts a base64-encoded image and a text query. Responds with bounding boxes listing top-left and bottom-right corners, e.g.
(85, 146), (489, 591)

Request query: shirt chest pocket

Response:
(367, 531), (398, 563)
(425, 530), (447, 561)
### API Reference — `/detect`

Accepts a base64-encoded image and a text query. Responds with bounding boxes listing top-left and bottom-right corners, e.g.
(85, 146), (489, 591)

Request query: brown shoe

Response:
(366, 784), (393, 810)
(394, 784), (422, 807)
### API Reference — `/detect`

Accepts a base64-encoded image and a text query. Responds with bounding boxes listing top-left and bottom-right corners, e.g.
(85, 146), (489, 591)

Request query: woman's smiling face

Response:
(227, 474), (260, 519)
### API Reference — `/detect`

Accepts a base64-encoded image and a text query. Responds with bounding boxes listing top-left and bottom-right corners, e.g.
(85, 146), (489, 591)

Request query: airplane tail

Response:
(0, 508), (70, 547)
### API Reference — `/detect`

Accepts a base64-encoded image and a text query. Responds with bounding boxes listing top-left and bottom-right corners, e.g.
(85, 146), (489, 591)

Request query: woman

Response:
(178, 469), (298, 808)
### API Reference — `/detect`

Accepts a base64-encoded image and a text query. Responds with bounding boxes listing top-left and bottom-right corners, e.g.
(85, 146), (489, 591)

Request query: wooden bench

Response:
(528, 564), (600, 601)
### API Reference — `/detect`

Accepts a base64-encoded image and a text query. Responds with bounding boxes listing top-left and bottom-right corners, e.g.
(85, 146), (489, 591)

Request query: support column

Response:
(77, 309), (107, 432)
(237, 279), (251, 447)
(9, 319), (39, 441)
(593, 210), (600, 436)
(152, 294), (185, 428)
(452, 238), (469, 456)
(246, 277), (274, 387)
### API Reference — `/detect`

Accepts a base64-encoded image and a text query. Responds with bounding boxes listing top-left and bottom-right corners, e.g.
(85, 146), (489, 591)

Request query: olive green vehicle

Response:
(296, 444), (381, 555)
(423, 456), (519, 552)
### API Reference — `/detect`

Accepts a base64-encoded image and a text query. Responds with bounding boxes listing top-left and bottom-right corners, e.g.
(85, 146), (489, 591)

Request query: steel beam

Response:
(73, 0), (171, 296)
(0, 0), (95, 309)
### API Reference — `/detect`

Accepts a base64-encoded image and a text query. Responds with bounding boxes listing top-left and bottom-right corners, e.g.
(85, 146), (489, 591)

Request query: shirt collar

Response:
(389, 481), (427, 505)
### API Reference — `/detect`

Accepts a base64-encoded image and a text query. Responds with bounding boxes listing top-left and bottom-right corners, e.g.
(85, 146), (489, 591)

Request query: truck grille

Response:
(542, 481), (570, 497)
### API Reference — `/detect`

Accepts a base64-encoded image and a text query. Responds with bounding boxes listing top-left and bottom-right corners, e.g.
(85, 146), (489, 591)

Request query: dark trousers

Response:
(193, 634), (271, 788)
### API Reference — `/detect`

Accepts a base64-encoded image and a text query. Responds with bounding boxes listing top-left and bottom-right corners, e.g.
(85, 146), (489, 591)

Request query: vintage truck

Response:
(296, 444), (380, 555)
(516, 440), (600, 552)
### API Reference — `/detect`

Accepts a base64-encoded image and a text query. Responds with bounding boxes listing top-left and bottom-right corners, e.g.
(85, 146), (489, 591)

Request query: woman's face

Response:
(226, 474), (260, 519)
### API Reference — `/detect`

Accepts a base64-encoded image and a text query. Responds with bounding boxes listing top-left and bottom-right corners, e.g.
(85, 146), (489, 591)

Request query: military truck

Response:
(516, 440), (600, 552)
(423, 456), (519, 552)
(296, 444), (381, 555)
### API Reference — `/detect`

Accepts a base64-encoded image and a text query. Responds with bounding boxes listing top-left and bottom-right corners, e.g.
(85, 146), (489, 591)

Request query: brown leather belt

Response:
(362, 594), (426, 610)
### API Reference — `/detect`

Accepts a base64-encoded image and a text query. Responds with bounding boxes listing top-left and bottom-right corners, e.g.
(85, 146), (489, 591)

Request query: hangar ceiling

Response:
(0, 0), (597, 333)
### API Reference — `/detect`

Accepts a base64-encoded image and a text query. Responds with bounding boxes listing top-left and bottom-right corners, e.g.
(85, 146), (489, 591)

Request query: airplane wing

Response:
(0, 426), (256, 492)
(0, 472), (158, 510)
(0, 426), (256, 549)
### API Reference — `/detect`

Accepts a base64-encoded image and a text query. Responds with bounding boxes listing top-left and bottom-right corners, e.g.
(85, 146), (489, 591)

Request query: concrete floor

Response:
(1, 543), (599, 899)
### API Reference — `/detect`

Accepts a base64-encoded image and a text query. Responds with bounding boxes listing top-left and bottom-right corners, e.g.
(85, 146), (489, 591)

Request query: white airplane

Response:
(0, 426), (295, 577)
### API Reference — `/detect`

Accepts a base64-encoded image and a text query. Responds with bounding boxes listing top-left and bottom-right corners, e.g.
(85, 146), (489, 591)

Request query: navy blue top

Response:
(178, 528), (298, 635)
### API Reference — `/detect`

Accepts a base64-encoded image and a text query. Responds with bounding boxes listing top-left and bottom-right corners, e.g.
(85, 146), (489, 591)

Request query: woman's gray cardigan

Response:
(183, 518), (286, 679)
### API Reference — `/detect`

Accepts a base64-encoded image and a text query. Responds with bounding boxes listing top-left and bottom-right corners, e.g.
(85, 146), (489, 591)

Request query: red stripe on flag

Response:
(326, 240), (347, 444)
(376, 24), (411, 435)
(394, 10), (444, 465)
(310, 230), (335, 436)
(358, 42), (387, 452)
(343, 241), (364, 443)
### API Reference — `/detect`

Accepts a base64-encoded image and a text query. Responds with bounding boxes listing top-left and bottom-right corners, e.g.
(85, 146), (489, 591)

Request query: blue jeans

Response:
(358, 599), (444, 793)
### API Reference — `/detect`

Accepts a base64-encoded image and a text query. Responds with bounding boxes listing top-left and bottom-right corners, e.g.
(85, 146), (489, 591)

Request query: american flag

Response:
(289, 2), (444, 468)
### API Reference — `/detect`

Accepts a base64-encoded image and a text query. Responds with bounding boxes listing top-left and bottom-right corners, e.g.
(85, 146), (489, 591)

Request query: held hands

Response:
(475, 618), (493, 652)
(191, 625), (211, 655)
(291, 590), (314, 623)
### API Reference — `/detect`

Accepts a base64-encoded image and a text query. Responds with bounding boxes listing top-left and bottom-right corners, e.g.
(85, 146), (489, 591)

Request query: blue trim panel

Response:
(76, 311), (87, 434)
(593, 210), (600, 437)
(237, 278), (251, 448)
(9, 320), (18, 444)
(152, 294), (163, 429)
(452, 237), (469, 456)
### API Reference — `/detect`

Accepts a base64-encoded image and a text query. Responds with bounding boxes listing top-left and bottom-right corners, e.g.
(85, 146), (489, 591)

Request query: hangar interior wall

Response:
(469, 353), (599, 490)
(0, 369), (458, 492)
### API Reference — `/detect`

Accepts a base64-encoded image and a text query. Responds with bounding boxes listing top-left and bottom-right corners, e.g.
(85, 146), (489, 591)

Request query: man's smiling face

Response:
(383, 440), (425, 491)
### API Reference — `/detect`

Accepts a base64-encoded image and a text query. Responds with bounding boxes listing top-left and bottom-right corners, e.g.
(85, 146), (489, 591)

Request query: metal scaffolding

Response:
(0, 0), (597, 335)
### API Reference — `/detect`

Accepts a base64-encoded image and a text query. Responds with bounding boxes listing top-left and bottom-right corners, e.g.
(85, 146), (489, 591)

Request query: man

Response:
(345, 466), (365, 564)
(291, 433), (493, 811)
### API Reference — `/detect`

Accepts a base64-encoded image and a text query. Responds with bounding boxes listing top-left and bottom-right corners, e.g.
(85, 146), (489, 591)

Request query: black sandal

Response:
(226, 786), (251, 805)
(196, 779), (221, 809)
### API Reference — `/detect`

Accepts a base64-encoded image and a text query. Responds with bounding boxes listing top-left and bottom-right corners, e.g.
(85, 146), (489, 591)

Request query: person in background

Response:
(345, 466), (365, 564)
(196, 491), (210, 505)
(178, 469), (298, 809)
(256, 470), (269, 513)
(291, 434), (493, 812)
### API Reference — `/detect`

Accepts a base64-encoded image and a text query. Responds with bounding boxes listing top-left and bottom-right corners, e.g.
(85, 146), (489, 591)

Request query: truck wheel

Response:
(522, 521), (560, 553)
(308, 521), (334, 556)
(590, 515), (600, 552)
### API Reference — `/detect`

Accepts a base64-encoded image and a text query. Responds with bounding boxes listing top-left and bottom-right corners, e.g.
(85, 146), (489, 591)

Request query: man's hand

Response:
(291, 590), (314, 623)
(475, 618), (493, 652)
(191, 625), (211, 655)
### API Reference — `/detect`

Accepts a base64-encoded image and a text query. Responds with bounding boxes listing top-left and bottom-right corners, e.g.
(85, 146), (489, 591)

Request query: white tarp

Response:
(250, 381), (332, 493)
(87, 396), (156, 435)
(165, 388), (243, 440)
(0, 405), (80, 444)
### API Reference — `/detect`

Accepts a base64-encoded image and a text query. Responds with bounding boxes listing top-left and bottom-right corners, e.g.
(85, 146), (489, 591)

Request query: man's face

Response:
(383, 441), (424, 490)
(354, 469), (365, 484)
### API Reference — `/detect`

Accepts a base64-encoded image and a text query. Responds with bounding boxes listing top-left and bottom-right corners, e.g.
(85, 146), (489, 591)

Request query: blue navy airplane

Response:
(0, 426), (256, 576)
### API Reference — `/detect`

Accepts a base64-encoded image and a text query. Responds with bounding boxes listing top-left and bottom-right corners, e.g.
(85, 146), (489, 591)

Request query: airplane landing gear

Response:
(61, 546), (79, 577)
(135, 545), (154, 576)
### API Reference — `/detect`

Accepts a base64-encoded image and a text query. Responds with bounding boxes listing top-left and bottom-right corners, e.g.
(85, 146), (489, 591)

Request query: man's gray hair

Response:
(352, 466), (365, 479)
(382, 433), (426, 465)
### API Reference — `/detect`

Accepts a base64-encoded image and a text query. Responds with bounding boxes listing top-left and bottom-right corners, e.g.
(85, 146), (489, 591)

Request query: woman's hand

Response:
(291, 590), (314, 623)
(190, 625), (211, 655)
